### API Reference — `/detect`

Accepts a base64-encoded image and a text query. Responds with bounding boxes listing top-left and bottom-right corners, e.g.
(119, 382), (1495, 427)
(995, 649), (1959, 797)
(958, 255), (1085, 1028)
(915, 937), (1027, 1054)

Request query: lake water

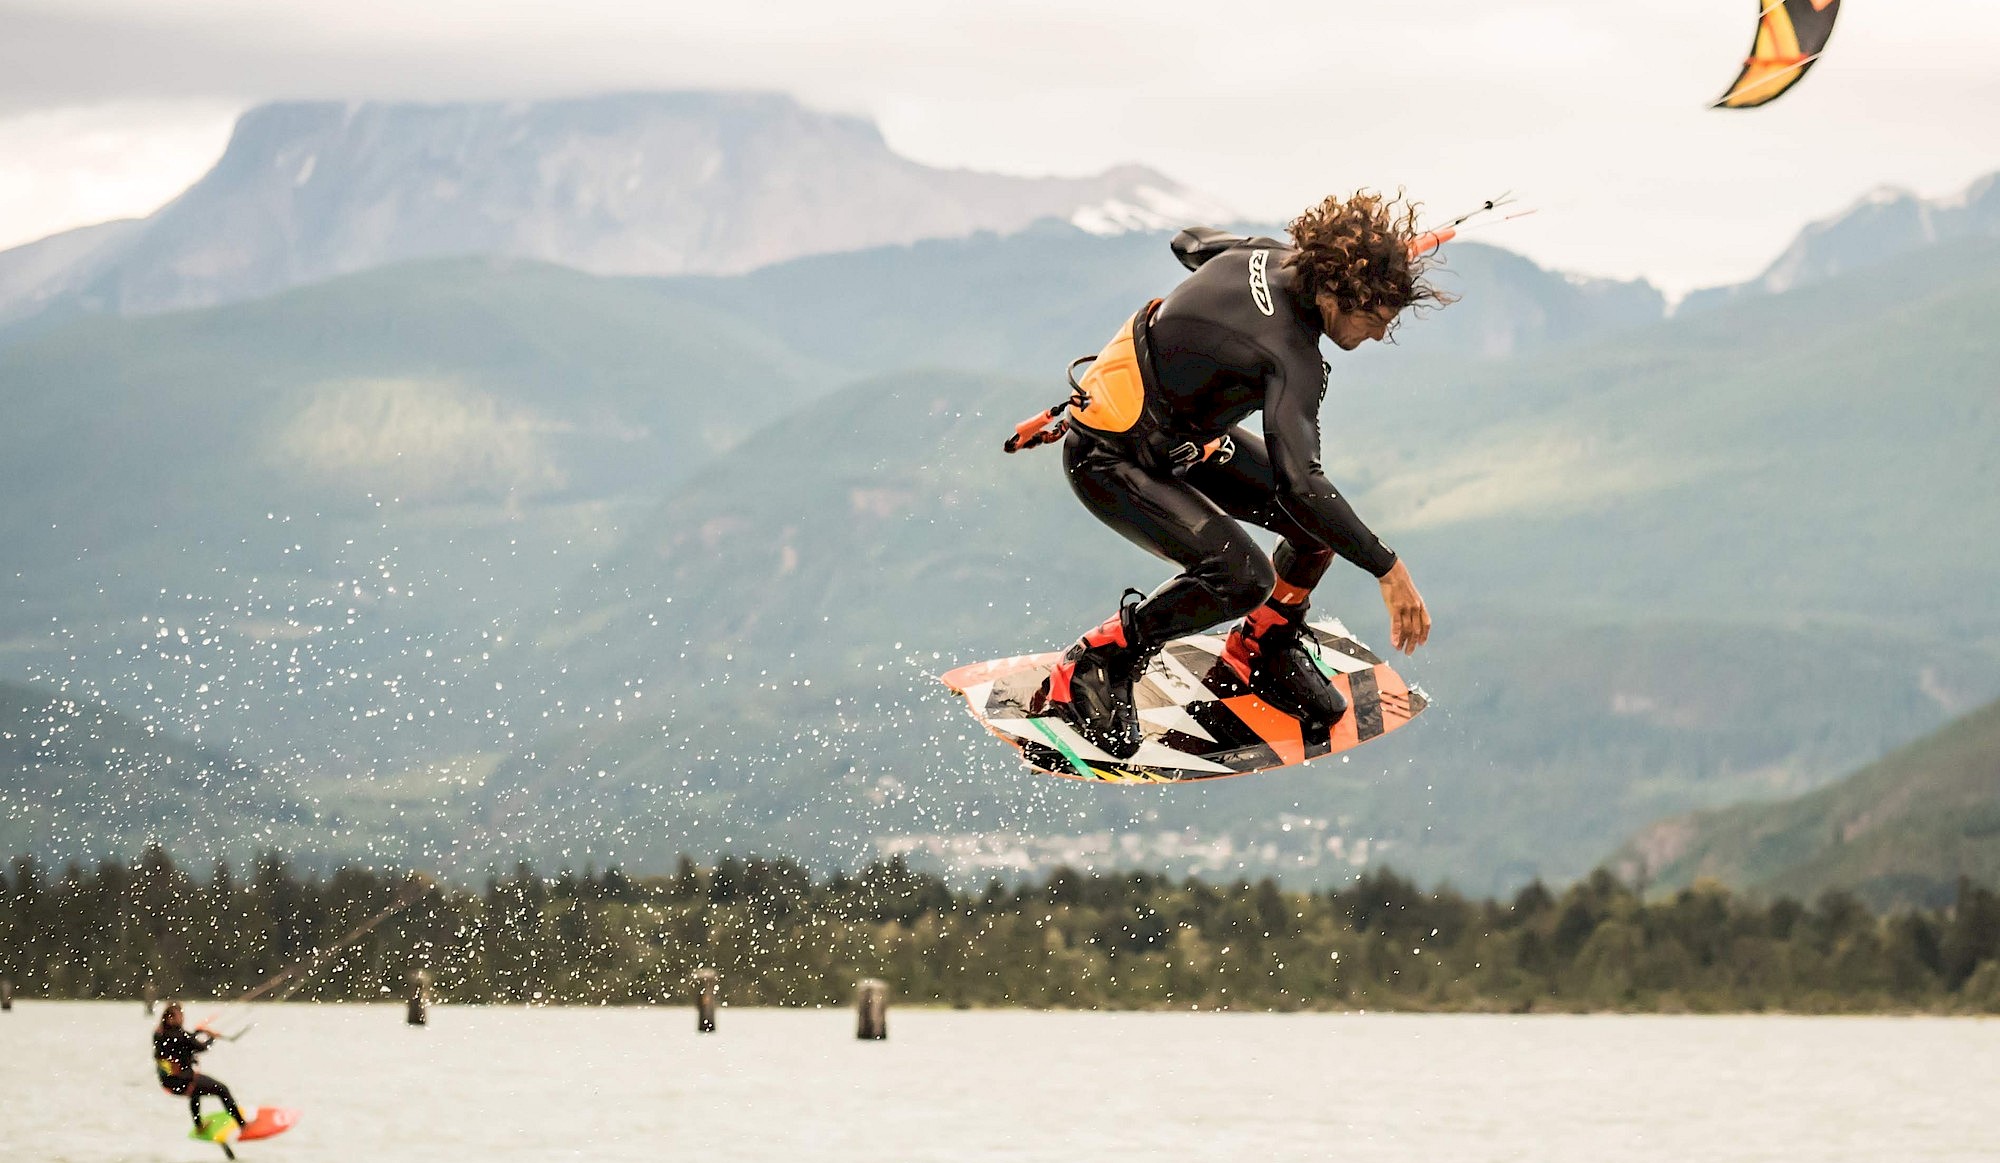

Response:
(3, 1001), (1996, 1162)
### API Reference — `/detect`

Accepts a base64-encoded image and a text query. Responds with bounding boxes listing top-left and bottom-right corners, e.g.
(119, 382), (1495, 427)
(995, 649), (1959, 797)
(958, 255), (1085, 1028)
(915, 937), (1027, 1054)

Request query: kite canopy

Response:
(1714, 0), (1840, 108)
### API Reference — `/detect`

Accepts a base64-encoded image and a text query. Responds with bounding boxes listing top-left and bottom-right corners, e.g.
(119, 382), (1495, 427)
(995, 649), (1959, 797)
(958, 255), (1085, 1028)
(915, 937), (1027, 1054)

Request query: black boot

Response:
(1037, 593), (1157, 759)
(1215, 602), (1348, 730)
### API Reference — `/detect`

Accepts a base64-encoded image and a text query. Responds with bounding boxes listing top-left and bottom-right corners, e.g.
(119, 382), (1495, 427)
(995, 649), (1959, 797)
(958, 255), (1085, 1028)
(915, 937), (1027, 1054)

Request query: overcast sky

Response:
(2, 0), (1996, 293)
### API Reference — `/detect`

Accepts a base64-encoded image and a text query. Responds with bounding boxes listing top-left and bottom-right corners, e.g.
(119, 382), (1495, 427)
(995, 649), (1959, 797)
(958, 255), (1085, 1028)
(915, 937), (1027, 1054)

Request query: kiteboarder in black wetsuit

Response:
(154, 1002), (250, 1133)
(1034, 191), (1442, 758)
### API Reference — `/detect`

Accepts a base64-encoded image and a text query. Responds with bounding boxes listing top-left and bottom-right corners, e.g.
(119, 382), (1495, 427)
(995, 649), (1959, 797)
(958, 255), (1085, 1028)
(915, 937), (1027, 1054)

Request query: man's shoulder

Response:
(1164, 242), (1314, 338)
(1170, 226), (1291, 271)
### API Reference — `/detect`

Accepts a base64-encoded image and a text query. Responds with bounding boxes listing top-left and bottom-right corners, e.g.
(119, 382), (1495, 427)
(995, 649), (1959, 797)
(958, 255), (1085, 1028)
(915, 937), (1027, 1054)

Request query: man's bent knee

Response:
(1204, 547), (1275, 619)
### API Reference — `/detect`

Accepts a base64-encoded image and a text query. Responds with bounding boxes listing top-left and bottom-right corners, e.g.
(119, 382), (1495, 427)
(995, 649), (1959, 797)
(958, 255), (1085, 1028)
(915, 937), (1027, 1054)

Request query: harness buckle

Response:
(1167, 433), (1235, 477)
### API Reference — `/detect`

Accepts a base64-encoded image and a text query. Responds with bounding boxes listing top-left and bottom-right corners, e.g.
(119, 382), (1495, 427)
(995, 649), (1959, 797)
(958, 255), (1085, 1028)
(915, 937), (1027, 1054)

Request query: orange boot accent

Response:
(1078, 612), (1129, 651)
(1045, 612), (1130, 706)
(1044, 658), (1077, 705)
(1219, 604), (1288, 683)
(1269, 579), (1311, 607)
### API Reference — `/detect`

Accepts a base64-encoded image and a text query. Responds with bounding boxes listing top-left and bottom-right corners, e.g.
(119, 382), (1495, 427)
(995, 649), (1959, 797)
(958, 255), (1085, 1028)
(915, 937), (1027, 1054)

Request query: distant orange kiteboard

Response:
(941, 618), (1426, 783)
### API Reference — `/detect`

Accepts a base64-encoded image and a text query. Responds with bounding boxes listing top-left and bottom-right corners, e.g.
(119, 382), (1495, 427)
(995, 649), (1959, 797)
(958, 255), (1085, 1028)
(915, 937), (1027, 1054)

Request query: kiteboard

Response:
(191, 1106), (299, 1148)
(941, 617), (1425, 782)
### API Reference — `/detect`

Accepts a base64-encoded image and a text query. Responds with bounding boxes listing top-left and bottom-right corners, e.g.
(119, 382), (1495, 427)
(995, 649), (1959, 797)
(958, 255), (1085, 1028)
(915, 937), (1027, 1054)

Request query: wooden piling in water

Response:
(406, 970), (432, 1026)
(693, 969), (719, 1033)
(855, 978), (888, 1040)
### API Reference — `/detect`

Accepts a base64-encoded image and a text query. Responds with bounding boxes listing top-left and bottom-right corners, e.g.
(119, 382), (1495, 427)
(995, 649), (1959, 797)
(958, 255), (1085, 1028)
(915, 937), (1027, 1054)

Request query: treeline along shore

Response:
(5, 849), (2000, 1013)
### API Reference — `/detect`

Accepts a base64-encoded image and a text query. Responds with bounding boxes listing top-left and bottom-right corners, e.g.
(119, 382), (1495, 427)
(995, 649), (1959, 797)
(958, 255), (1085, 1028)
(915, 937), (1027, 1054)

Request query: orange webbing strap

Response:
(1004, 405), (1070, 453)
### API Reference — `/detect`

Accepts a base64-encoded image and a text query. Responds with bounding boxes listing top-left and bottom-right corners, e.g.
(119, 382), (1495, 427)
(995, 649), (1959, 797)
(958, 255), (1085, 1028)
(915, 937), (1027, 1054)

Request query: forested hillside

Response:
(3, 213), (1995, 891)
(1618, 698), (2000, 909)
(6, 851), (1999, 1014)
(484, 240), (2000, 888)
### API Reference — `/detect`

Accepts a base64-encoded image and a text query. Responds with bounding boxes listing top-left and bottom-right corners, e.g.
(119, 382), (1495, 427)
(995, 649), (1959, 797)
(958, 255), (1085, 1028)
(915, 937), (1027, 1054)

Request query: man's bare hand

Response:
(1377, 559), (1431, 654)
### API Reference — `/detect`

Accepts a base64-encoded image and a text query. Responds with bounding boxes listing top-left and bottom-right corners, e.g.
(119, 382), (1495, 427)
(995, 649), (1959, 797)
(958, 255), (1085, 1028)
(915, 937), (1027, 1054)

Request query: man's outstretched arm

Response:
(1262, 346), (1430, 653)
(1261, 347), (1397, 578)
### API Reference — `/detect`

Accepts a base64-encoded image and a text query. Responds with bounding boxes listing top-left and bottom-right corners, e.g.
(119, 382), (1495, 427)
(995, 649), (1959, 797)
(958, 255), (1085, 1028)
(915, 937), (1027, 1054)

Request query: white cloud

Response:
(0, 102), (236, 250)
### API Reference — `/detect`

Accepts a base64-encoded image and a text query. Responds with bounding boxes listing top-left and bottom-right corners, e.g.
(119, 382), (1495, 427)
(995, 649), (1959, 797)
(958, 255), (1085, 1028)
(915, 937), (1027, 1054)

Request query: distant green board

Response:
(190, 1110), (240, 1143)
(189, 1106), (298, 1144)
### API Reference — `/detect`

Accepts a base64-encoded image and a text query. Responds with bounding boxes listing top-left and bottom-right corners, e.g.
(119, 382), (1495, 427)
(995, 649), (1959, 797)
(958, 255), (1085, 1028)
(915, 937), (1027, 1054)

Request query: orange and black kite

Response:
(1713, 0), (1841, 108)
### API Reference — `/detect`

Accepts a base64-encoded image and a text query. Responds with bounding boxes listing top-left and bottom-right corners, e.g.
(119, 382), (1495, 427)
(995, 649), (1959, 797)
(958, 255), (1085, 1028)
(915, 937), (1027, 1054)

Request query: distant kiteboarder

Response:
(154, 1001), (250, 1134)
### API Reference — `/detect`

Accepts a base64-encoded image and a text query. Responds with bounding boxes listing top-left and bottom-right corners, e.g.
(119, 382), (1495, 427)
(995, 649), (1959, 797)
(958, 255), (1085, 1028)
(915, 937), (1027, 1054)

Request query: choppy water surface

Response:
(5, 1002), (1997, 1162)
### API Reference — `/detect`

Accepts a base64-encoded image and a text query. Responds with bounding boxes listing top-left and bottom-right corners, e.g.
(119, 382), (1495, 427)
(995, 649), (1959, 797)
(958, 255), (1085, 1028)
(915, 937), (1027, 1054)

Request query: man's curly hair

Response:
(1285, 189), (1452, 333)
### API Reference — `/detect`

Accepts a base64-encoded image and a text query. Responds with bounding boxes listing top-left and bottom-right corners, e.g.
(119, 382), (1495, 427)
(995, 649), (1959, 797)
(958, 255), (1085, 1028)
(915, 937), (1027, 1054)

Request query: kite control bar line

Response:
(1408, 193), (1534, 259)
(238, 881), (427, 1002)
(1407, 227), (1457, 260)
(1711, 54), (1820, 107)
(198, 876), (431, 1037)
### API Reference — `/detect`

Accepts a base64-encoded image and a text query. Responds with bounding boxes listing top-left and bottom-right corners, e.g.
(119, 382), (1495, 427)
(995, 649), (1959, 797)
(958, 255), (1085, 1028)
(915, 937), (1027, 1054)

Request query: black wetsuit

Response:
(154, 1025), (248, 1127)
(1064, 228), (1397, 643)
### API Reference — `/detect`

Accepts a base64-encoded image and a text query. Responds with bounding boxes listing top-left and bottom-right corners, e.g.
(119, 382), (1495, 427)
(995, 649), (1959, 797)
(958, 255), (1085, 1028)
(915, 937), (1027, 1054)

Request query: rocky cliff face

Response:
(0, 91), (1228, 320)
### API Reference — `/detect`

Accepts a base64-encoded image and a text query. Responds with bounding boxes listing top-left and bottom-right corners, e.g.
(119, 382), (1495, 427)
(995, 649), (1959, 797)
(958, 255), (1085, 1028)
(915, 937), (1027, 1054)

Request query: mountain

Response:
(0, 679), (294, 861)
(0, 219), (143, 327)
(467, 362), (1994, 887)
(0, 677), (473, 867)
(0, 92), (1227, 325)
(1387, 244), (1662, 359)
(636, 224), (1663, 368)
(0, 221), (1673, 793)
(476, 237), (2000, 888)
(0, 224), (1657, 642)
(1365, 236), (2000, 638)
(1613, 697), (2000, 910)
(0, 257), (830, 629)
(1681, 170), (2000, 313)
(4, 213), (1993, 889)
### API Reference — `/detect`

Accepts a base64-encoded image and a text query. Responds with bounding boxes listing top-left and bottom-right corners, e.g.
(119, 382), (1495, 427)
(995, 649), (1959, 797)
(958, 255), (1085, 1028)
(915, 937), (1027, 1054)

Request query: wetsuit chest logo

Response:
(1248, 250), (1274, 317)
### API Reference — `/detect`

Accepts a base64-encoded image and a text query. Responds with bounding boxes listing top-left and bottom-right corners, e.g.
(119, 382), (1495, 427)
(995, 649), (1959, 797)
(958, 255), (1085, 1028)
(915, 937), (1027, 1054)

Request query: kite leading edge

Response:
(1714, 0), (1841, 109)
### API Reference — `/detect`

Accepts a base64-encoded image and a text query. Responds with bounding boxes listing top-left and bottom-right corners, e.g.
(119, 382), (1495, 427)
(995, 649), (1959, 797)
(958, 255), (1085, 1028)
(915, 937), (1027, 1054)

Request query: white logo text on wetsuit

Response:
(1248, 249), (1274, 316)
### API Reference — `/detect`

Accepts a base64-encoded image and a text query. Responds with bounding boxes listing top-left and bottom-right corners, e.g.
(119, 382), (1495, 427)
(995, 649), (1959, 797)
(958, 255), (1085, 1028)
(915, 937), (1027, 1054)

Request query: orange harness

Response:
(1005, 301), (1157, 454)
(1003, 300), (1231, 474)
